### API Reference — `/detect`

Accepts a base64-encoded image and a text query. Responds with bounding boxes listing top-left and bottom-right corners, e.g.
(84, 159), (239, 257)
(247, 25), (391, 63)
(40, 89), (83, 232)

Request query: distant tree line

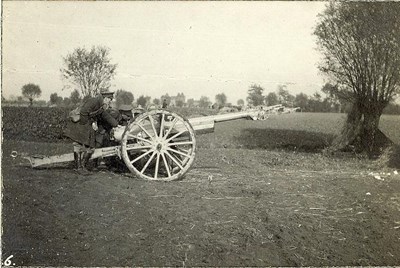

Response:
(3, 82), (399, 115)
(247, 83), (400, 114)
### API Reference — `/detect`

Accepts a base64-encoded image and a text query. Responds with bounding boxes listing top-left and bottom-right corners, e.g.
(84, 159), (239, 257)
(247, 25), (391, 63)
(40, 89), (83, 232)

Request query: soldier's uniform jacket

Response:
(64, 94), (119, 148)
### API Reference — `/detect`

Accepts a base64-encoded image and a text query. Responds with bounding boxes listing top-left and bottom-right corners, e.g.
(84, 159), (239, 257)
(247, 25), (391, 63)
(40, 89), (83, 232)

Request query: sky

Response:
(2, 1), (328, 104)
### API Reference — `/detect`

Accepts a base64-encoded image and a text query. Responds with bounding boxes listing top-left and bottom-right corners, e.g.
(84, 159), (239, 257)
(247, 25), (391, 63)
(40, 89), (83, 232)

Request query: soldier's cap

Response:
(100, 90), (115, 98)
(118, 104), (134, 111)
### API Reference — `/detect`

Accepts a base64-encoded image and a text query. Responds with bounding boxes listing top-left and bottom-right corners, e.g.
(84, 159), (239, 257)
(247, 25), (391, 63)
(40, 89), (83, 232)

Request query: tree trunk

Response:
(330, 102), (363, 152)
(361, 107), (392, 158)
(329, 102), (392, 159)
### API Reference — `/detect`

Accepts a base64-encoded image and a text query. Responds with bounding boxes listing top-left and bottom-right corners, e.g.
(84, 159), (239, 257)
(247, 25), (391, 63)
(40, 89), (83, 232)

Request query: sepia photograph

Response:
(1, 1), (400, 266)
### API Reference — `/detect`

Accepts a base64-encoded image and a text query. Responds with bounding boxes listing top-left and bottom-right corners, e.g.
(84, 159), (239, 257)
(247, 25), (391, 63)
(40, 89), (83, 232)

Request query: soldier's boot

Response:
(91, 158), (100, 171)
(73, 152), (80, 170)
(79, 152), (93, 176)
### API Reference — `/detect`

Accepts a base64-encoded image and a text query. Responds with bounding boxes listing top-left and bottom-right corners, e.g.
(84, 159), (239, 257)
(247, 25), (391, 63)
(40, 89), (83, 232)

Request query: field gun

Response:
(23, 106), (279, 181)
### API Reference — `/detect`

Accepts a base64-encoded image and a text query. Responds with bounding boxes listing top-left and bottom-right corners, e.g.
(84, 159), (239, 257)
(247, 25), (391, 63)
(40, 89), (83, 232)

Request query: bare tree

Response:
(22, 83), (41, 106)
(61, 46), (117, 98)
(314, 2), (400, 157)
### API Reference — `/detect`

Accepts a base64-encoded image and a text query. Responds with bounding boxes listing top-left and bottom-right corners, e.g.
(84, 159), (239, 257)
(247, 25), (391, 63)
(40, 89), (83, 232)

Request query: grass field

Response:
(196, 113), (400, 151)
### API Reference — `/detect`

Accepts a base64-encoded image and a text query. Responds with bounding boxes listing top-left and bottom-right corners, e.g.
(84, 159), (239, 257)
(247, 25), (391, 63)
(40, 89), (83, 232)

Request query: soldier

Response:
(95, 103), (134, 148)
(64, 90), (119, 174)
(162, 99), (168, 109)
(96, 103), (134, 172)
(117, 104), (134, 125)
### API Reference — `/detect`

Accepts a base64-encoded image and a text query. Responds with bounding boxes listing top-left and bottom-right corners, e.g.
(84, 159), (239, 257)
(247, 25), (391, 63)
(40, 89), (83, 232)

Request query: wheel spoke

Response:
(127, 133), (153, 144)
(169, 141), (194, 146)
(172, 147), (190, 154)
(165, 151), (184, 170)
(161, 153), (171, 177)
(159, 113), (165, 137)
(130, 149), (153, 164)
(137, 121), (155, 141)
(148, 114), (159, 138)
(140, 151), (156, 174)
(163, 118), (178, 139)
(154, 153), (160, 179)
(166, 130), (188, 142)
(167, 147), (192, 159)
(126, 144), (153, 151)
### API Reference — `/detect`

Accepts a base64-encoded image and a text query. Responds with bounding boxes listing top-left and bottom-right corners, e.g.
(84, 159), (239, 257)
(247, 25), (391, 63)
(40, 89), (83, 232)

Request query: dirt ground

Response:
(2, 139), (400, 267)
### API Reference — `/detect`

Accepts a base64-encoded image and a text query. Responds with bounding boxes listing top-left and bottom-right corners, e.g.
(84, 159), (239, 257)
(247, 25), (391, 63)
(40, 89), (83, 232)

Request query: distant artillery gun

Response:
(19, 107), (279, 181)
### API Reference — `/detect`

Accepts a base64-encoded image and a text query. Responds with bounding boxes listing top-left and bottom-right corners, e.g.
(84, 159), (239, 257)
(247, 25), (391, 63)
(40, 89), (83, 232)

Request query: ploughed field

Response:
(2, 112), (400, 266)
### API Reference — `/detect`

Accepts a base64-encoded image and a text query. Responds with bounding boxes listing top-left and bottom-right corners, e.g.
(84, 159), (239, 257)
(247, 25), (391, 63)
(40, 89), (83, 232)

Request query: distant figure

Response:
(162, 99), (168, 109)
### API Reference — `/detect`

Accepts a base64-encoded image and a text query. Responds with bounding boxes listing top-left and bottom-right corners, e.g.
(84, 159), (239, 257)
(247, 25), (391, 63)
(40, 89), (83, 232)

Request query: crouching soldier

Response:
(95, 103), (134, 171)
(63, 90), (119, 174)
(95, 103), (134, 148)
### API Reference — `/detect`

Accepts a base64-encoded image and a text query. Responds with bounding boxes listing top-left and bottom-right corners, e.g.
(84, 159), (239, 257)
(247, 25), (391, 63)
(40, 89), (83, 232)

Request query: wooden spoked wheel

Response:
(120, 109), (196, 181)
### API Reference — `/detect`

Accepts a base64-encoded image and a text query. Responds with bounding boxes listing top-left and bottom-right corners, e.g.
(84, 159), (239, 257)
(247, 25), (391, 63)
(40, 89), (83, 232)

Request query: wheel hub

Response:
(154, 138), (168, 152)
(156, 143), (162, 151)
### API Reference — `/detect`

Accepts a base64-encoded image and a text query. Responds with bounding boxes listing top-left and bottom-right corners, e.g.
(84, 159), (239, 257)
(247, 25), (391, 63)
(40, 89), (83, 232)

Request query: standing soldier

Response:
(162, 99), (168, 109)
(64, 90), (119, 174)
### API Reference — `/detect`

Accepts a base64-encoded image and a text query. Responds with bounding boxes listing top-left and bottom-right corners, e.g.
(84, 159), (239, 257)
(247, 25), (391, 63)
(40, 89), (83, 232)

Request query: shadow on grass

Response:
(235, 128), (335, 153)
(388, 145), (400, 169)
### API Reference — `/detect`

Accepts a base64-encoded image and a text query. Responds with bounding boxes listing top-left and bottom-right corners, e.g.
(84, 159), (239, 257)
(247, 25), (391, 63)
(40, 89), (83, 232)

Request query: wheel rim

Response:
(121, 109), (196, 181)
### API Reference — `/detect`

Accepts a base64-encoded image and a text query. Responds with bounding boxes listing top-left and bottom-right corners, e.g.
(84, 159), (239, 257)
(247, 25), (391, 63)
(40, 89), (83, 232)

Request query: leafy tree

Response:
(187, 98), (195, 108)
(61, 46), (117, 98)
(176, 93), (186, 107)
(277, 85), (295, 106)
(199, 96), (211, 108)
(70, 89), (81, 105)
(153, 98), (161, 106)
(294, 93), (309, 111)
(247, 84), (264, 106)
(315, 2), (400, 157)
(49, 93), (63, 106)
(265, 92), (279, 106)
(137, 95), (151, 108)
(62, 97), (71, 107)
(215, 93), (227, 108)
(115, 89), (134, 108)
(22, 83), (41, 106)
(237, 99), (245, 106)
(321, 83), (343, 112)
(175, 100), (184, 107)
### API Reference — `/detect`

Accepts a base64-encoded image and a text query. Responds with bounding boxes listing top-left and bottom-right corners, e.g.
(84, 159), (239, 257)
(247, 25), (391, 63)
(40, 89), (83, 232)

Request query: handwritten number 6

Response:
(4, 255), (14, 266)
